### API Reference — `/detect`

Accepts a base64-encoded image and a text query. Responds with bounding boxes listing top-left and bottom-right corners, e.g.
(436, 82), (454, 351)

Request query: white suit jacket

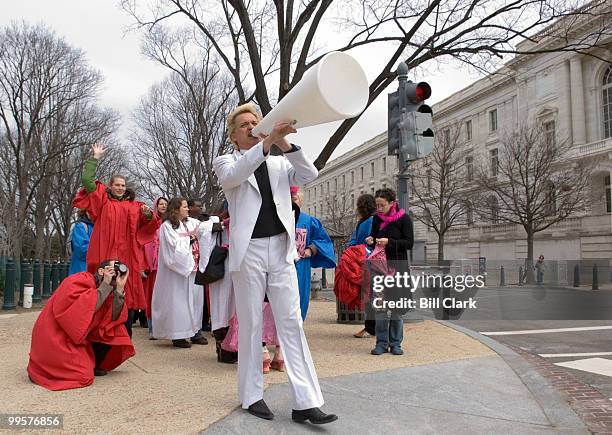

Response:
(213, 142), (318, 272)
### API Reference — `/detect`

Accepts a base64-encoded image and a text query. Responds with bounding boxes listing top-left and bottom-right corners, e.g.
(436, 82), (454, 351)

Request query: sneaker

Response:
(371, 346), (389, 355)
(390, 346), (404, 355)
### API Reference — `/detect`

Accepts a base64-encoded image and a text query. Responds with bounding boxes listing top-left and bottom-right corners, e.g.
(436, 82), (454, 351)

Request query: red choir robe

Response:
(27, 272), (135, 390)
(72, 181), (160, 310)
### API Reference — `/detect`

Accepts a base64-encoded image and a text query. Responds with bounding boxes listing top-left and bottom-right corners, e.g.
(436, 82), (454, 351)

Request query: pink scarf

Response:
(377, 202), (405, 230)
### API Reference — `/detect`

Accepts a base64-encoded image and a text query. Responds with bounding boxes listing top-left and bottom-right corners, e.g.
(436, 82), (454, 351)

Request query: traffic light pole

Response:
(396, 63), (410, 212)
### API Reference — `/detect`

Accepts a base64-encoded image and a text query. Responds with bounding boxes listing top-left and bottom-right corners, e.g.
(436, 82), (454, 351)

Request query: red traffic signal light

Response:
(412, 82), (431, 103)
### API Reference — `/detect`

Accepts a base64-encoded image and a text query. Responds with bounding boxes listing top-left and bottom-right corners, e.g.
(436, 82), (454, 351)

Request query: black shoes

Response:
(191, 335), (208, 345)
(292, 407), (338, 424)
(247, 399), (274, 420)
(172, 339), (192, 348)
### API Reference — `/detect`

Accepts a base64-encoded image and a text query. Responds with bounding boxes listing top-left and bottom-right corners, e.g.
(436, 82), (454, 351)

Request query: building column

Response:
(560, 59), (573, 143)
(569, 56), (586, 145)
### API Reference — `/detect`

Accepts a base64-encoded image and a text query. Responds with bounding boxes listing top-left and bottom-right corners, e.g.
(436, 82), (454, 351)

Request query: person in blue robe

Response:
(345, 194), (376, 338)
(68, 210), (95, 275)
(291, 188), (336, 320)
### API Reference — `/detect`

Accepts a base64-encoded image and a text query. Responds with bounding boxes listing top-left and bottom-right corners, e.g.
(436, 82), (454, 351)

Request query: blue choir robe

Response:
(346, 216), (373, 247)
(295, 212), (336, 320)
(68, 220), (94, 275)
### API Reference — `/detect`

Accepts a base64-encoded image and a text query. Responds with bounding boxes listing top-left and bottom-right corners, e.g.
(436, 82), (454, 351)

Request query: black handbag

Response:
(195, 232), (228, 285)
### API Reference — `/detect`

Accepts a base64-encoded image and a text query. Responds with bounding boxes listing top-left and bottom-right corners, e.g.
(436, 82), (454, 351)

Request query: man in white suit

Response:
(213, 104), (337, 425)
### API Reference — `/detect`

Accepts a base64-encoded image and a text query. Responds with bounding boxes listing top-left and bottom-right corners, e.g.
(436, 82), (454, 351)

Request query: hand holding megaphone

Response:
(259, 121), (298, 153)
(252, 52), (368, 137)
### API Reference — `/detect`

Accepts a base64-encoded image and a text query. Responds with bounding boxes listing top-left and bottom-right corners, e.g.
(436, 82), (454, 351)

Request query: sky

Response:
(0, 0), (484, 163)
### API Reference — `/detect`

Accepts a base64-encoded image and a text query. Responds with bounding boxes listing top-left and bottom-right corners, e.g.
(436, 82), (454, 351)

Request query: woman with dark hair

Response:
(366, 188), (413, 356)
(346, 194), (377, 338)
(151, 197), (212, 348)
(142, 197), (168, 338)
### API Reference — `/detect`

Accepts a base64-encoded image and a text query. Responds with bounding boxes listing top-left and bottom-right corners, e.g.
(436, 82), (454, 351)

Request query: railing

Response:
(481, 223), (518, 234)
(1, 257), (70, 310)
(573, 137), (612, 158)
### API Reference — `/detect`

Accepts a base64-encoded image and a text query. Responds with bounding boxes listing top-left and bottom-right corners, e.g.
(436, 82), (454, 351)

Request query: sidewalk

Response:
(0, 300), (589, 434)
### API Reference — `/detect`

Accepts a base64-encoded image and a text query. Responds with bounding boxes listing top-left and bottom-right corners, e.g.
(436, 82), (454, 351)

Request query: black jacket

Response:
(368, 213), (413, 261)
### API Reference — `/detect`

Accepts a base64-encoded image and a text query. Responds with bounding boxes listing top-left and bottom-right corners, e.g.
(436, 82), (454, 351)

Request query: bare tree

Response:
(411, 124), (468, 261)
(121, 0), (611, 169)
(322, 191), (356, 249)
(0, 22), (117, 260)
(473, 124), (591, 280)
(129, 35), (237, 209)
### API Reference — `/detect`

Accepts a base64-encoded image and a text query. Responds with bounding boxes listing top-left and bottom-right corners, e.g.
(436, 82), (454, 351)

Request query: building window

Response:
(334, 178), (337, 190)
(606, 175), (611, 213)
(382, 157), (386, 172)
(326, 181), (329, 195)
(342, 174), (345, 187)
(443, 129), (450, 144)
(314, 186), (317, 197)
(603, 67), (612, 139)
(426, 169), (432, 194)
(370, 162), (375, 177)
(465, 119), (472, 141)
(544, 120), (556, 146)
(466, 201), (473, 226)
(489, 196), (499, 223)
(314, 205), (317, 215)
(489, 109), (498, 132)
(351, 171), (354, 184)
(465, 156), (473, 182)
(490, 148), (499, 177)
(360, 167), (364, 181)
(545, 181), (556, 215)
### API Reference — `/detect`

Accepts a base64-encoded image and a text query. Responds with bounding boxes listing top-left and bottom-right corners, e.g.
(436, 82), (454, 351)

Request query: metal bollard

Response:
(500, 265), (506, 287)
(42, 260), (51, 299)
(18, 259), (31, 307)
(51, 261), (59, 293)
(518, 266), (524, 286)
(32, 259), (42, 303)
(573, 264), (580, 287)
(2, 258), (16, 310)
(321, 269), (327, 289)
(592, 264), (599, 290)
(58, 260), (66, 283)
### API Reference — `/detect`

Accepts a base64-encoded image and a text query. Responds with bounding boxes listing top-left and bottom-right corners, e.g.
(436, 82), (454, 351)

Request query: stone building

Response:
(305, 12), (611, 263)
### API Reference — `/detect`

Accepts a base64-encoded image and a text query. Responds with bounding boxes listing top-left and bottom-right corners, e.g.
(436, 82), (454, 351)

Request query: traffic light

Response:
(388, 90), (401, 155)
(400, 82), (434, 161)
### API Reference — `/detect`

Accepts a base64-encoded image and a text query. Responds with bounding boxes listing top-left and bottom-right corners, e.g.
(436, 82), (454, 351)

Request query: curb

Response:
(437, 320), (589, 432)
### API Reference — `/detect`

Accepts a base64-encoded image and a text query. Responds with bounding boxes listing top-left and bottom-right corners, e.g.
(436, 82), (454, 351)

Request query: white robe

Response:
(151, 218), (209, 340)
(208, 229), (235, 331)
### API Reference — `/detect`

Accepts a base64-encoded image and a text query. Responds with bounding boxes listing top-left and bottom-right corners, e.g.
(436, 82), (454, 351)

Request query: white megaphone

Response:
(252, 51), (369, 136)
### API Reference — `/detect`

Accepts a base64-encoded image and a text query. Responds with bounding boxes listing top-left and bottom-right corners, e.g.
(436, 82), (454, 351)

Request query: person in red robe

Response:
(27, 260), (135, 391)
(72, 143), (160, 336)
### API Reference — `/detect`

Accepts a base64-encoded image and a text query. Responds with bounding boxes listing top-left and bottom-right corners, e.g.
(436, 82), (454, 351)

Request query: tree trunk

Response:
(525, 230), (535, 284)
(437, 236), (445, 263)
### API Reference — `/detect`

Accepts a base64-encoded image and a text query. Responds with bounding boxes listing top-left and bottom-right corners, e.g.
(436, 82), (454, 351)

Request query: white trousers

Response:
(231, 233), (324, 410)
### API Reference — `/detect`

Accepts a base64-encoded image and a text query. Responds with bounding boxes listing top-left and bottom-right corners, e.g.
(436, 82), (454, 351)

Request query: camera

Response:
(114, 261), (128, 276)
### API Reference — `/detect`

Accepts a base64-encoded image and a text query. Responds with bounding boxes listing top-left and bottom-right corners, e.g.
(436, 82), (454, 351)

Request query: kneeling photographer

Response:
(27, 259), (135, 391)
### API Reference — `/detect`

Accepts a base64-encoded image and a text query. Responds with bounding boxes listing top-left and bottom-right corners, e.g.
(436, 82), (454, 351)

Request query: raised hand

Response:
(261, 121), (296, 153)
(92, 143), (106, 160)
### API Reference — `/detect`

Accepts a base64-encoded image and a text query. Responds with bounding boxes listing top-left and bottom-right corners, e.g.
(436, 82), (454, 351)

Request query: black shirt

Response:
(251, 161), (286, 238)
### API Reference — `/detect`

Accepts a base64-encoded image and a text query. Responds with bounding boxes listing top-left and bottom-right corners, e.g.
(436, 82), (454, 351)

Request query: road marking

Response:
(540, 352), (612, 358)
(481, 326), (612, 336)
(555, 358), (612, 377)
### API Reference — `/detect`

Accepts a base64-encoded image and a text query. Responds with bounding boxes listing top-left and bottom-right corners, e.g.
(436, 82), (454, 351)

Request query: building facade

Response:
(307, 17), (612, 262)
